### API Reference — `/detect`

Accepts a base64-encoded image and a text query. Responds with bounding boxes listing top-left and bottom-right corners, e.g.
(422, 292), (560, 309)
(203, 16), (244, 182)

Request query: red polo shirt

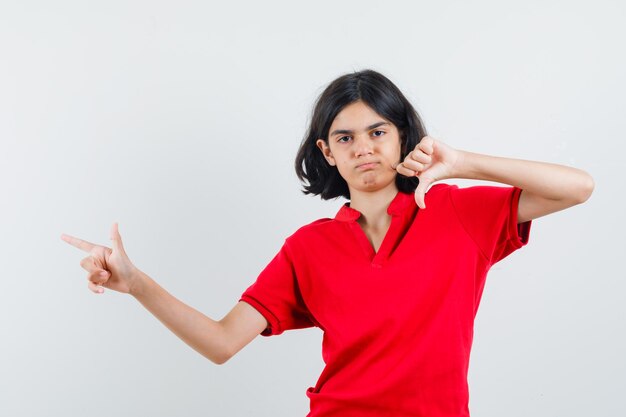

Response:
(240, 184), (531, 417)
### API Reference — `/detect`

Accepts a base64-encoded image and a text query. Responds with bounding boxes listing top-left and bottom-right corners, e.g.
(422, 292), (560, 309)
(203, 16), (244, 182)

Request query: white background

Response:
(1, 0), (624, 416)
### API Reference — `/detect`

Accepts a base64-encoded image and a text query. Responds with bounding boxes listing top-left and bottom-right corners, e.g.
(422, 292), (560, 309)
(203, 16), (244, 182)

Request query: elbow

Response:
(208, 320), (235, 365)
(574, 171), (595, 204)
(217, 346), (235, 365)
(207, 348), (232, 365)
(212, 355), (230, 366)
(204, 329), (234, 365)
(212, 341), (235, 365)
(212, 332), (237, 365)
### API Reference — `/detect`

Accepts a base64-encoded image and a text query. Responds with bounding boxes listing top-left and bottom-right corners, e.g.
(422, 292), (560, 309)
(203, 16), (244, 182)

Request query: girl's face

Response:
(316, 100), (402, 196)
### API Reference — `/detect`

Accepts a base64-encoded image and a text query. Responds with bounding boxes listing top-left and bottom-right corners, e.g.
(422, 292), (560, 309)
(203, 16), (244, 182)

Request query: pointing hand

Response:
(61, 223), (140, 294)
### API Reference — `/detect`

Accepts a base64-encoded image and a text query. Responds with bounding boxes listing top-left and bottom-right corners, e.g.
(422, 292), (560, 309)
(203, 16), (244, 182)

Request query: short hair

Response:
(295, 69), (428, 200)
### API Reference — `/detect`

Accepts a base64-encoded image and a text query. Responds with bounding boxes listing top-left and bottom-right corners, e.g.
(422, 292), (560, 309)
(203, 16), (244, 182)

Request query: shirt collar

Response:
(334, 191), (416, 222)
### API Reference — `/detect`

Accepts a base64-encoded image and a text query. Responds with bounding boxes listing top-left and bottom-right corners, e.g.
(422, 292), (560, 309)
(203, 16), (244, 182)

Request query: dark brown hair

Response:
(295, 69), (428, 200)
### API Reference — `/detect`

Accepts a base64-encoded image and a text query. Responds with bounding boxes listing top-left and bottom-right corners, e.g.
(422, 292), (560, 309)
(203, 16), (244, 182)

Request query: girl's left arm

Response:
(453, 150), (595, 223)
(396, 136), (595, 223)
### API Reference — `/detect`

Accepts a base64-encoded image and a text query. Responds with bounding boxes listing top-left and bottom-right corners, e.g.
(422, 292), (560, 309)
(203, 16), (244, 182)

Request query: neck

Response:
(349, 185), (399, 229)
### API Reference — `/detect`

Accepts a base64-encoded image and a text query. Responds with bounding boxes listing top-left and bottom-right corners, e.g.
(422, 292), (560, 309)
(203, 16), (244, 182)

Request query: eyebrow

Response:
(330, 121), (390, 137)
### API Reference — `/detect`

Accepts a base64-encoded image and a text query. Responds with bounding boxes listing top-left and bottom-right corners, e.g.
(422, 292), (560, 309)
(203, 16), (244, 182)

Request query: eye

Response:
(372, 130), (385, 138)
(337, 136), (351, 143)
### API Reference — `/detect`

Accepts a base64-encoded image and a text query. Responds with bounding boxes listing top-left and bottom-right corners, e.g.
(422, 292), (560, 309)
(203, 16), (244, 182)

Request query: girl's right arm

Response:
(62, 223), (268, 365)
(130, 271), (268, 364)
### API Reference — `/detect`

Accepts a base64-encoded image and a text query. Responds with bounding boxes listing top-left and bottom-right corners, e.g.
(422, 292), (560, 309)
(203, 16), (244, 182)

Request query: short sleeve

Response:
(239, 241), (314, 336)
(449, 185), (532, 264)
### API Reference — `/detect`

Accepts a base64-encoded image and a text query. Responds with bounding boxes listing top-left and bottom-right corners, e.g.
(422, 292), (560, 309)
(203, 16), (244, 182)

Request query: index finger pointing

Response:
(60, 233), (97, 252)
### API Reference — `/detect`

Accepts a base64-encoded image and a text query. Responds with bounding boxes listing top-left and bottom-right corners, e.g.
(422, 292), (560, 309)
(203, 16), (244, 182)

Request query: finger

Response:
(89, 269), (109, 285)
(396, 162), (419, 177)
(61, 233), (97, 253)
(80, 255), (100, 272)
(402, 159), (426, 173)
(88, 280), (105, 294)
(418, 136), (435, 155)
(414, 176), (435, 209)
(81, 250), (107, 269)
(110, 222), (127, 256)
(79, 255), (107, 280)
(409, 151), (432, 165)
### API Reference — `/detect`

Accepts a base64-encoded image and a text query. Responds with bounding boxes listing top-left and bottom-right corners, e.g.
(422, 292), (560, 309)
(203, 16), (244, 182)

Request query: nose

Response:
(353, 134), (374, 158)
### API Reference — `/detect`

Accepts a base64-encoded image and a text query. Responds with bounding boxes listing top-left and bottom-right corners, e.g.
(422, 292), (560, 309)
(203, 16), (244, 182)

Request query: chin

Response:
(353, 180), (396, 194)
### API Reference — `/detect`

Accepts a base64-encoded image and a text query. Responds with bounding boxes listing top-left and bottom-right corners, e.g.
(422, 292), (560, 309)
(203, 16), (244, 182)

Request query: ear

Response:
(316, 139), (336, 166)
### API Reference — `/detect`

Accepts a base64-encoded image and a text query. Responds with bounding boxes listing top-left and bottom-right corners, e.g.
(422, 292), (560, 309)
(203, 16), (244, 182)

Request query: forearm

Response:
(453, 150), (594, 203)
(129, 270), (230, 365)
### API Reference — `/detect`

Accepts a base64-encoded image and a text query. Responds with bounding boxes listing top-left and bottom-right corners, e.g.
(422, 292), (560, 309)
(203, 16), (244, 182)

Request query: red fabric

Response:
(240, 184), (531, 417)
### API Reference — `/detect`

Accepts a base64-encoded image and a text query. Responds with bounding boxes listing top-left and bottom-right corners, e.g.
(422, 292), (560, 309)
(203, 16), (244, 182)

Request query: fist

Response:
(395, 136), (462, 209)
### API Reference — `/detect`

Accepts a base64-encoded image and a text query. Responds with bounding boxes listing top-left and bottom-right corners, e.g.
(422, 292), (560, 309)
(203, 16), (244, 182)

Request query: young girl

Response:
(61, 69), (594, 416)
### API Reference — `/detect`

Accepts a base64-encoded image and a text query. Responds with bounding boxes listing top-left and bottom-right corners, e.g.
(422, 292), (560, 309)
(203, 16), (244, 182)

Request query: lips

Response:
(356, 161), (379, 170)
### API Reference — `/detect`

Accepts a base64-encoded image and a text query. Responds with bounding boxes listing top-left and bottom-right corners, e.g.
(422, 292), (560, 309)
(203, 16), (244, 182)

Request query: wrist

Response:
(450, 149), (470, 179)
(129, 268), (150, 298)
